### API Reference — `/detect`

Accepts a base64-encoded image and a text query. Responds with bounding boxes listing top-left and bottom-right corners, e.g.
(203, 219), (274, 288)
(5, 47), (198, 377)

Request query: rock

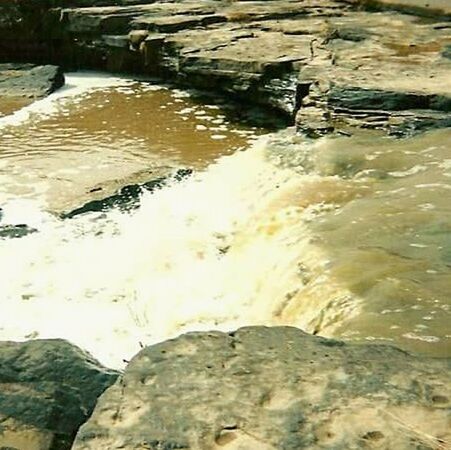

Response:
(0, 0), (450, 134)
(61, 168), (192, 219)
(0, 207), (39, 238)
(128, 29), (149, 49)
(72, 326), (451, 450)
(0, 64), (64, 99)
(0, 224), (38, 239)
(0, 339), (118, 450)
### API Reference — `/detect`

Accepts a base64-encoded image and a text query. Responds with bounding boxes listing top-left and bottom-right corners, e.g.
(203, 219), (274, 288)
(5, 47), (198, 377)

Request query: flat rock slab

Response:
(0, 64), (64, 99)
(47, 0), (450, 134)
(0, 339), (118, 450)
(72, 326), (451, 450)
(61, 167), (192, 219)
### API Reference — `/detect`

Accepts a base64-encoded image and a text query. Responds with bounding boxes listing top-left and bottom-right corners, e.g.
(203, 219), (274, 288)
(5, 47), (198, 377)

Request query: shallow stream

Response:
(0, 73), (449, 367)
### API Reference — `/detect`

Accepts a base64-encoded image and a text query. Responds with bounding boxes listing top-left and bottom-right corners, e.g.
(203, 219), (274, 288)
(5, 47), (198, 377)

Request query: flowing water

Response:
(0, 73), (450, 368)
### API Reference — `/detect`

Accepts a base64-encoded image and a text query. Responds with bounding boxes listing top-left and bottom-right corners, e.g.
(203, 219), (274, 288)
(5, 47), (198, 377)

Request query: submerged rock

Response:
(0, 339), (118, 450)
(72, 326), (451, 450)
(0, 224), (38, 239)
(61, 168), (193, 219)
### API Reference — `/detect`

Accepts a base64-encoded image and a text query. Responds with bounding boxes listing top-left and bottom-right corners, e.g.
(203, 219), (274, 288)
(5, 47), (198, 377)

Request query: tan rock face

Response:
(72, 327), (451, 450)
(0, 419), (54, 450)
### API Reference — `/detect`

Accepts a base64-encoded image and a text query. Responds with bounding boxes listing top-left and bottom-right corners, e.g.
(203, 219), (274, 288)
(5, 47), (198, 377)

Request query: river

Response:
(0, 73), (449, 368)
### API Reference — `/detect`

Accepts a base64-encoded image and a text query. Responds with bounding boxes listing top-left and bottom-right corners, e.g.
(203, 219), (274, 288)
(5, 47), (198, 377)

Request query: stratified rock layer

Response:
(1, 0), (450, 135)
(72, 326), (451, 450)
(0, 339), (118, 450)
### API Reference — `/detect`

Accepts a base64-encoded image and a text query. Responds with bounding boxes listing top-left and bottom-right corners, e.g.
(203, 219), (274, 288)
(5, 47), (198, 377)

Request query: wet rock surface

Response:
(0, 224), (38, 239)
(72, 326), (451, 450)
(0, 339), (118, 450)
(62, 167), (193, 219)
(0, 64), (64, 99)
(0, 1), (450, 134)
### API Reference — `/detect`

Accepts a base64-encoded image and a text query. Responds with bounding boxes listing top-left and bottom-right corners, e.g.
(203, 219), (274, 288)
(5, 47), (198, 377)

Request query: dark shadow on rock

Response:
(61, 168), (193, 219)
(0, 339), (118, 450)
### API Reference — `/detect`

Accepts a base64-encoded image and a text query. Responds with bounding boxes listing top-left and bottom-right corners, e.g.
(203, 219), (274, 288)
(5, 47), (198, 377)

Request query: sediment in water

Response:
(0, 1), (450, 449)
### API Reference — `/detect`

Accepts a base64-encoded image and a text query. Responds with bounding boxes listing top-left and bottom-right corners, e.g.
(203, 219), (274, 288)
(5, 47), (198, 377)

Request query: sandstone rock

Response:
(128, 29), (149, 48)
(0, 64), (64, 99)
(72, 326), (451, 450)
(0, 339), (118, 450)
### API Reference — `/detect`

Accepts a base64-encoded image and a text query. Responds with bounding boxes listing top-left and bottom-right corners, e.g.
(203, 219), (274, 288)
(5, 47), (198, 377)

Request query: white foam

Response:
(0, 138), (354, 368)
(0, 73), (363, 368)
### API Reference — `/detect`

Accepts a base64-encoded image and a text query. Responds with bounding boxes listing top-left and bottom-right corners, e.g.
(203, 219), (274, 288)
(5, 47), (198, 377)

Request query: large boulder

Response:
(0, 339), (118, 450)
(72, 326), (450, 450)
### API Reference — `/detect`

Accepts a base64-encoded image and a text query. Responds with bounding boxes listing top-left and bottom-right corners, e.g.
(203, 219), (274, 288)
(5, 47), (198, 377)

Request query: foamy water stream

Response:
(0, 73), (449, 368)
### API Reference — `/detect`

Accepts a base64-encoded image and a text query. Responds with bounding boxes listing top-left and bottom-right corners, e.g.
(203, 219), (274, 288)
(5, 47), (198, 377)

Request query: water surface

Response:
(0, 73), (449, 367)
(0, 73), (263, 213)
(267, 129), (451, 357)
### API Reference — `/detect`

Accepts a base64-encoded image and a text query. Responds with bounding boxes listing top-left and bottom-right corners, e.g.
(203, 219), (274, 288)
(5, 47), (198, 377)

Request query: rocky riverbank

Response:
(0, 1), (450, 449)
(1, 328), (449, 450)
(0, 0), (450, 136)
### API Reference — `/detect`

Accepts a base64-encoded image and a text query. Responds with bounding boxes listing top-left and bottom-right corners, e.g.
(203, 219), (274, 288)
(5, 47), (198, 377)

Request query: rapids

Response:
(0, 73), (450, 368)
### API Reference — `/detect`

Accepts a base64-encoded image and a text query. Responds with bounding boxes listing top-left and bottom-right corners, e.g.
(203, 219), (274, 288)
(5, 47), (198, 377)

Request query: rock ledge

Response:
(73, 326), (451, 450)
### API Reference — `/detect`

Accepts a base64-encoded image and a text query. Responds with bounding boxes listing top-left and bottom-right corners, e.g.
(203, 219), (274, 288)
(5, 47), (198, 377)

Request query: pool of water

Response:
(0, 73), (265, 213)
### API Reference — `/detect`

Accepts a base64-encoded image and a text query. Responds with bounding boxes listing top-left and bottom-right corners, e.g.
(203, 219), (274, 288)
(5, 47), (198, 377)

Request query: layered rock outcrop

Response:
(0, 339), (118, 450)
(72, 326), (451, 450)
(1, 0), (450, 135)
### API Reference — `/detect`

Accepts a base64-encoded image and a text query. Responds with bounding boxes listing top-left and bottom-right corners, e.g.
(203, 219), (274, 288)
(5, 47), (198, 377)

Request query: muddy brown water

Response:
(0, 73), (450, 364)
(0, 77), (266, 213)
(267, 129), (451, 357)
(0, 97), (34, 117)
